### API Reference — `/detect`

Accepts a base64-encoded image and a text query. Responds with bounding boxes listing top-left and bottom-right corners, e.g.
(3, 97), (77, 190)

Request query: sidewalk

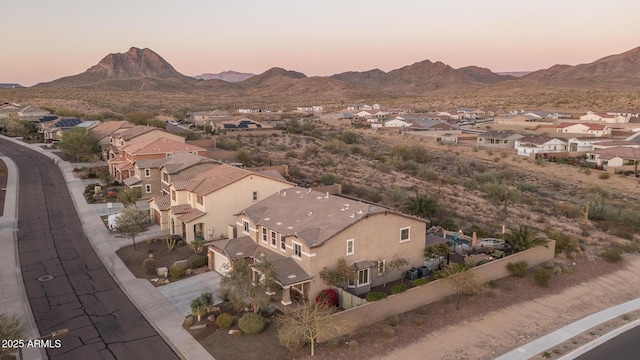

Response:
(1, 137), (214, 360)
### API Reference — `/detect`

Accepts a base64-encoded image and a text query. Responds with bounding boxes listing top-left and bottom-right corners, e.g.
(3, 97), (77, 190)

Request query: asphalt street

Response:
(0, 139), (178, 360)
(575, 324), (640, 360)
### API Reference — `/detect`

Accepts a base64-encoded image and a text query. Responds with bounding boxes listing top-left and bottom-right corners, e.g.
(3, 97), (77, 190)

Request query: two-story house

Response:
(149, 164), (293, 244)
(108, 137), (206, 181)
(208, 187), (428, 307)
(106, 125), (185, 160)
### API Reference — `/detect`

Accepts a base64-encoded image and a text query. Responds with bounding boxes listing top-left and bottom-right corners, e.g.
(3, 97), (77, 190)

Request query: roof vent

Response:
(358, 210), (363, 214)
(349, 214), (355, 218)
(308, 211), (313, 216)
(287, 274), (297, 279)
(325, 192), (329, 198)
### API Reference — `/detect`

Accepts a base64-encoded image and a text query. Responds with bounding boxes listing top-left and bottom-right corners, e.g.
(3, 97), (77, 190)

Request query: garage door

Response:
(212, 249), (230, 275)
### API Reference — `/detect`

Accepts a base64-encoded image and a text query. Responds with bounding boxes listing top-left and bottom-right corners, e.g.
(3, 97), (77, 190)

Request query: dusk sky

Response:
(2, 0), (639, 86)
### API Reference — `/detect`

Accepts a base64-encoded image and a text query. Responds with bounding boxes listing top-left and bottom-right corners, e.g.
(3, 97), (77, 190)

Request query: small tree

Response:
(117, 187), (141, 208)
(503, 225), (548, 253)
(442, 263), (483, 310)
(404, 192), (439, 219)
(319, 258), (354, 288)
(190, 292), (213, 322)
(58, 127), (99, 161)
(277, 300), (345, 357)
(388, 255), (410, 280)
(220, 254), (277, 313)
(114, 207), (152, 250)
(0, 313), (26, 358)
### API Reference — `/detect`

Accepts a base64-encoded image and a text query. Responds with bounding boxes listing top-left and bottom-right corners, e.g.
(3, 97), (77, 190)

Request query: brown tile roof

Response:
(590, 147), (640, 160)
(151, 195), (171, 211)
(178, 208), (206, 223)
(171, 204), (192, 215)
(188, 164), (286, 196)
(123, 175), (141, 186)
(241, 187), (418, 248)
(116, 125), (160, 141)
(224, 236), (258, 259)
(271, 257), (312, 286)
(161, 153), (219, 174)
(172, 179), (197, 191)
(90, 121), (134, 140)
(122, 137), (205, 156)
(517, 135), (565, 145)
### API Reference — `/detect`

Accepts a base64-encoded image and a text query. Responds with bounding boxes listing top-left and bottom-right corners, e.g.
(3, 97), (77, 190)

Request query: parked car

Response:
(476, 238), (507, 250)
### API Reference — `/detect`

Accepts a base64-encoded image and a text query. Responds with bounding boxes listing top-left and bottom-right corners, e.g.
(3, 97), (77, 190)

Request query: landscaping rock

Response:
(228, 329), (242, 336)
(189, 324), (207, 330)
(207, 315), (216, 322)
(150, 278), (159, 283)
(157, 267), (168, 277)
(185, 268), (192, 275)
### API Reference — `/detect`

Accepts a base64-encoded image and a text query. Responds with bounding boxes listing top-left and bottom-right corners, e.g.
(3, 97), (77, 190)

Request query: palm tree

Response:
(404, 193), (439, 219)
(503, 225), (548, 252)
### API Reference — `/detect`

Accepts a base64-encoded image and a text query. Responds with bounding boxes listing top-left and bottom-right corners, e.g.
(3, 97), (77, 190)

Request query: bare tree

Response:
(319, 258), (353, 288)
(114, 207), (152, 250)
(442, 263), (484, 310)
(277, 300), (345, 357)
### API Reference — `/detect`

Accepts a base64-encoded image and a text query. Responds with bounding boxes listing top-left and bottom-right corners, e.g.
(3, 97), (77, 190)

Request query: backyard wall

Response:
(325, 241), (556, 340)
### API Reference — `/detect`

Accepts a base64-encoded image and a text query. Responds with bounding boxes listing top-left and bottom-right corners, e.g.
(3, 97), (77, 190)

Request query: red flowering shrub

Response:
(315, 288), (338, 307)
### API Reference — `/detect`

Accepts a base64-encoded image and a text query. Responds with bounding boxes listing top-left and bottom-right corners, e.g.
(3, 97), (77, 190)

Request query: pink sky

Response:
(2, 0), (639, 86)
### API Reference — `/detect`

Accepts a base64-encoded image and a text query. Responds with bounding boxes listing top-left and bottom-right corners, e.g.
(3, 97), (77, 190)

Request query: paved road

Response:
(0, 139), (178, 360)
(575, 325), (640, 360)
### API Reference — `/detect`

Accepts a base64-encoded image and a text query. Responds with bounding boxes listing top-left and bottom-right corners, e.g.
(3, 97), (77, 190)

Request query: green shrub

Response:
(601, 247), (623, 263)
(142, 257), (156, 275)
(599, 172), (610, 179)
(349, 340), (359, 352)
(487, 279), (499, 288)
(382, 327), (395, 339)
(506, 261), (529, 278)
(188, 254), (207, 269)
(169, 265), (185, 278)
(215, 312), (233, 329)
(413, 278), (429, 286)
(562, 266), (575, 274)
(533, 268), (552, 287)
(390, 284), (407, 294)
(366, 292), (387, 302)
(238, 313), (266, 335)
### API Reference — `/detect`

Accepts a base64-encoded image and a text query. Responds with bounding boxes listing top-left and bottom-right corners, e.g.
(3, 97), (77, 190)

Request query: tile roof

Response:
(123, 175), (141, 186)
(172, 179), (196, 191)
(178, 208), (206, 223)
(517, 135), (565, 145)
(90, 121), (135, 140)
(171, 204), (192, 215)
(480, 130), (522, 140)
(187, 164), (281, 196)
(121, 137), (205, 156)
(151, 195), (171, 211)
(161, 152), (219, 174)
(590, 147), (640, 160)
(241, 187), (412, 248)
(116, 125), (160, 141)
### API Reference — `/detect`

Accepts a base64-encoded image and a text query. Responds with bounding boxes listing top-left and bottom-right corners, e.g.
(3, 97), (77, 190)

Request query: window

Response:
(145, 184), (151, 193)
(145, 168), (151, 177)
(262, 228), (268, 243)
(400, 227), (410, 242)
(243, 220), (249, 234)
(346, 239), (354, 255)
(162, 172), (168, 182)
(271, 231), (277, 247)
(293, 242), (302, 258)
(196, 195), (203, 205)
(377, 260), (385, 276)
(280, 236), (286, 251)
(357, 269), (369, 286)
(171, 190), (176, 201)
(252, 191), (258, 201)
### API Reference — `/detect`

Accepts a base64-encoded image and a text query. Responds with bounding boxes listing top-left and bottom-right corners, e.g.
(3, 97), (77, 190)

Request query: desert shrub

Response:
(486, 289), (496, 298)
(142, 257), (156, 275)
(599, 172), (610, 180)
(386, 314), (399, 327)
(84, 183), (100, 194)
(349, 340), (359, 352)
(366, 292), (387, 302)
(315, 288), (339, 307)
(516, 182), (538, 193)
(169, 265), (185, 278)
(382, 327), (395, 339)
(601, 247), (623, 263)
(506, 261), (528, 278)
(413, 278), (428, 286)
(285, 150), (298, 159)
(562, 266), (575, 274)
(319, 173), (341, 185)
(215, 312), (233, 329)
(327, 338), (340, 349)
(533, 268), (552, 287)
(238, 313), (266, 335)
(487, 279), (499, 288)
(390, 284), (407, 294)
(188, 254), (207, 269)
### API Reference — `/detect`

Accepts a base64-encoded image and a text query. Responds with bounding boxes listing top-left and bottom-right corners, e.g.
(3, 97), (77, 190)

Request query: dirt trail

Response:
(374, 255), (640, 360)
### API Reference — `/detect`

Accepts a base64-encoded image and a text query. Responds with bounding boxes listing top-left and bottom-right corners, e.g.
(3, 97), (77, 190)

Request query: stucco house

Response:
(208, 187), (428, 306)
(556, 123), (610, 137)
(149, 164), (293, 244)
(580, 111), (628, 123)
(18, 106), (51, 122)
(477, 130), (524, 149)
(586, 147), (640, 169)
(108, 137), (206, 181)
(107, 125), (185, 160)
(384, 118), (412, 128)
(515, 135), (567, 156)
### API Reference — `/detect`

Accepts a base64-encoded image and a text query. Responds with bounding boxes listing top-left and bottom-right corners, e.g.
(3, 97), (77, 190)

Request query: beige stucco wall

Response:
(325, 240), (556, 339)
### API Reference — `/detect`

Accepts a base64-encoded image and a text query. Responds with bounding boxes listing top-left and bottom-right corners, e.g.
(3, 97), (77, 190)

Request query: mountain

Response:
(35, 47), (197, 90)
(194, 71), (254, 82)
(0, 83), (24, 89)
(239, 67), (306, 87)
(330, 60), (510, 93)
(522, 46), (640, 86)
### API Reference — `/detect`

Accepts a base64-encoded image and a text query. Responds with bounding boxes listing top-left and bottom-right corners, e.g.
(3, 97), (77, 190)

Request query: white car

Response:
(476, 238), (506, 249)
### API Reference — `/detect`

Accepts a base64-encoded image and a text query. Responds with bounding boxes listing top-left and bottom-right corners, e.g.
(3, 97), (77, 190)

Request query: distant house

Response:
(237, 108), (264, 114)
(190, 110), (231, 126)
(586, 147), (640, 169)
(556, 123), (611, 137)
(89, 121), (136, 157)
(580, 111), (628, 123)
(296, 106), (323, 112)
(39, 118), (84, 141)
(515, 135), (567, 156)
(18, 106), (50, 122)
(215, 118), (277, 135)
(494, 114), (546, 125)
(384, 118), (412, 128)
(410, 119), (458, 131)
(567, 138), (609, 152)
(477, 130), (524, 149)
(107, 125), (185, 160)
